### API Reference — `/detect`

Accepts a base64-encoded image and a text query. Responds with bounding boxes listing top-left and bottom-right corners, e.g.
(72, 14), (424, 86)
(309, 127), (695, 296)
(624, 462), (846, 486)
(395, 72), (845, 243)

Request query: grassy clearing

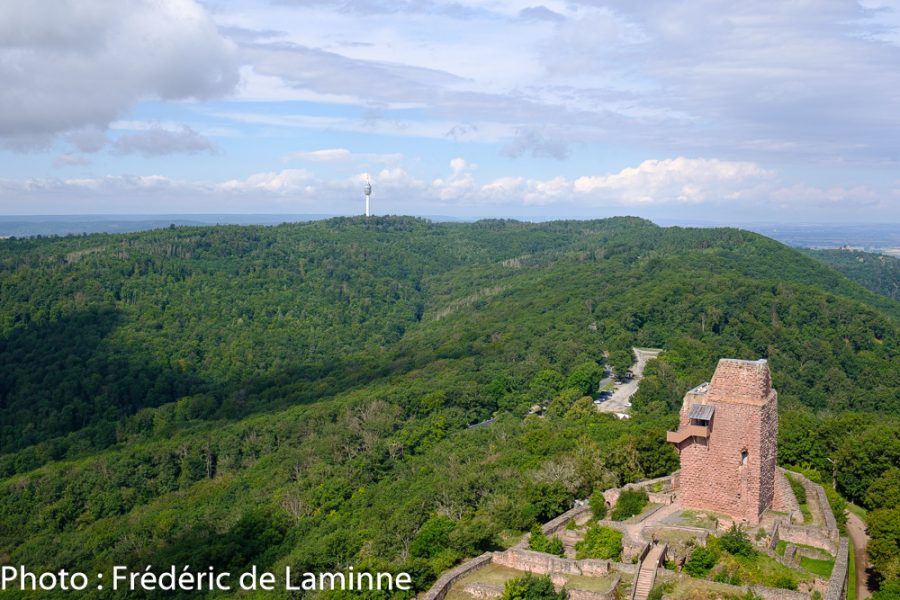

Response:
(677, 510), (720, 530)
(655, 528), (703, 546)
(847, 538), (857, 600)
(776, 540), (787, 556)
(800, 556), (835, 577)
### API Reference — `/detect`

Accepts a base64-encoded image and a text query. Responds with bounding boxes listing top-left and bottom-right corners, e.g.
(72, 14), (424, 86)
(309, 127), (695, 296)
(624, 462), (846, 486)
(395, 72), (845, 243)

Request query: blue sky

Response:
(1, 0), (900, 223)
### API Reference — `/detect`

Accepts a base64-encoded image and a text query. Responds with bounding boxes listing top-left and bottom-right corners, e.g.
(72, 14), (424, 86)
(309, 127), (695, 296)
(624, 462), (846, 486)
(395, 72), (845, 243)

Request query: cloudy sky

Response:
(1, 0), (900, 222)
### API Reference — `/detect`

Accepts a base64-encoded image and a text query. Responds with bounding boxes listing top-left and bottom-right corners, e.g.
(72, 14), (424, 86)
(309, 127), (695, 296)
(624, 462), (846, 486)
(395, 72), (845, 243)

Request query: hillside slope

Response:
(0, 217), (897, 598)
(801, 248), (900, 300)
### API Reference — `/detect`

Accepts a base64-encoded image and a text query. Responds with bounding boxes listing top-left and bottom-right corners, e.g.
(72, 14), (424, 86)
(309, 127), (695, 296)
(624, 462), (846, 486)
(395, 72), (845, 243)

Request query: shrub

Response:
(529, 524), (564, 557)
(719, 524), (756, 557)
(590, 491), (608, 520)
(684, 545), (718, 577)
(410, 516), (455, 559)
(773, 575), (797, 590)
(611, 489), (648, 521)
(500, 573), (566, 600)
(575, 525), (623, 560)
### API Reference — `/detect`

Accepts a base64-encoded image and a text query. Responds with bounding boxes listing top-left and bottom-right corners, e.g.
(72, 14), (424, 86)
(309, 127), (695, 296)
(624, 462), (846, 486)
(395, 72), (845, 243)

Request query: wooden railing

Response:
(666, 424), (709, 444)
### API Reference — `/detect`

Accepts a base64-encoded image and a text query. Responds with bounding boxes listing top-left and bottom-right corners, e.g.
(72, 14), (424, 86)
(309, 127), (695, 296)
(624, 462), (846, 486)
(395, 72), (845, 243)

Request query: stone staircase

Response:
(631, 542), (667, 600)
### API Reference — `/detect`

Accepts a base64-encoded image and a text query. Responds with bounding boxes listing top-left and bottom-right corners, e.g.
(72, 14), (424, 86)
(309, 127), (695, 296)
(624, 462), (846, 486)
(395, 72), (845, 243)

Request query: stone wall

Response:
(802, 475), (838, 533)
(824, 537), (849, 600)
(544, 503), (593, 536)
(461, 574), (619, 600)
(647, 491), (676, 505)
(777, 523), (838, 555)
(491, 549), (610, 577)
(420, 552), (493, 600)
(772, 468), (802, 517)
(603, 475), (674, 509)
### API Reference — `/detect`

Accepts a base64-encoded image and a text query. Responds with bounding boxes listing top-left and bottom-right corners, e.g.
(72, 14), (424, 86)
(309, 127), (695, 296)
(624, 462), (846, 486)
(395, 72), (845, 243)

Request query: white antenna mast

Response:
(364, 174), (372, 218)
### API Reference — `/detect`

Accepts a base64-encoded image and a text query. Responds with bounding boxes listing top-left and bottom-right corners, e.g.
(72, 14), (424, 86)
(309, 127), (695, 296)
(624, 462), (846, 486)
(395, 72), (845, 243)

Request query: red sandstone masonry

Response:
(671, 359), (778, 525)
(491, 549), (610, 577)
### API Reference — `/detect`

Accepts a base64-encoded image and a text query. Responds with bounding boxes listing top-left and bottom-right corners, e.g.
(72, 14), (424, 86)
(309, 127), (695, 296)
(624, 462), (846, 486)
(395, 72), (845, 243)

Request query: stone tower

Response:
(667, 358), (778, 525)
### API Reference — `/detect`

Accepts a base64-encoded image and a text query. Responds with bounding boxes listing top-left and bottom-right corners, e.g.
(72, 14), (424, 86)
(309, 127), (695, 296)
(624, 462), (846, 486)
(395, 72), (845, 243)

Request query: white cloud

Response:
(0, 0), (238, 148)
(481, 176), (570, 205)
(220, 169), (313, 193)
(574, 158), (772, 205)
(288, 148), (352, 162)
(112, 126), (214, 157)
(282, 148), (403, 164)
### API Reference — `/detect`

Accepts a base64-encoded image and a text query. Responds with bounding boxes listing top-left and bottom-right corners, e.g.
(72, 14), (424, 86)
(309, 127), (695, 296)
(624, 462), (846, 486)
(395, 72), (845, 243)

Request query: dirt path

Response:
(597, 348), (663, 415)
(846, 512), (874, 599)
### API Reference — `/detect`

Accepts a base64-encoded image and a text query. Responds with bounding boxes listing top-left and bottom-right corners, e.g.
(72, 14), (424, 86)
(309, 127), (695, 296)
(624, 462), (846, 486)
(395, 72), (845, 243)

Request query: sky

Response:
(1, 0), (900, 223)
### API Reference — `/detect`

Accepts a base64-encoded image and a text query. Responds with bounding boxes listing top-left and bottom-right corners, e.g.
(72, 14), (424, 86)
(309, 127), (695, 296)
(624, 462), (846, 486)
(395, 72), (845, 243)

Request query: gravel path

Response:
(597, 348), (663, 415)
(846, 512), (874, 599)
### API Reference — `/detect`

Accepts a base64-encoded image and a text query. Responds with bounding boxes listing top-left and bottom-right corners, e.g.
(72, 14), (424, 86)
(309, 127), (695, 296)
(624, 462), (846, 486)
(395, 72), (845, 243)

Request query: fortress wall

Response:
(543, 503), (593, 536)
(772, 469), (801, 516)
(824, 537), (850, 600)
(803, 478), (838, 533)
(491, 549), (610, 577)
(777, 524), (838, 555)
(603, 475), (675, 511)
(647, 491), (676, 505)
(780, 471), (839, 542)
(420, 552), (492, 600)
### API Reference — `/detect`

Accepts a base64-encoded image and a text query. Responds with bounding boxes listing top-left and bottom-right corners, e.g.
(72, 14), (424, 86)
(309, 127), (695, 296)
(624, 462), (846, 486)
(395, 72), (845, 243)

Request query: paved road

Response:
(846, 512), (873, 599)
(597, 348), (663, 415)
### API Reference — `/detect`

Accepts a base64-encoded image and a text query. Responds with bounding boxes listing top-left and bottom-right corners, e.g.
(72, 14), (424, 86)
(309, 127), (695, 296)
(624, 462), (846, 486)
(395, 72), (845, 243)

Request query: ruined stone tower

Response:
(667, 358), (778, 525)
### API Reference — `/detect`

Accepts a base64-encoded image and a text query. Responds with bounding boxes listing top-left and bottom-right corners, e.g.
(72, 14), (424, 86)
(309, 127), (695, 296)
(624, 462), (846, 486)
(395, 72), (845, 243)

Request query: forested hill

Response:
(0, 217), (898, 599)
(801, 248), (900, 300)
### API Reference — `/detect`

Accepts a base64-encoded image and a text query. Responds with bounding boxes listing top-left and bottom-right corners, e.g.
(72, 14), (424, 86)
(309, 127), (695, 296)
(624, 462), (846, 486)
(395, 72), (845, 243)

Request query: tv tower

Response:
(364, 174), (372, 217)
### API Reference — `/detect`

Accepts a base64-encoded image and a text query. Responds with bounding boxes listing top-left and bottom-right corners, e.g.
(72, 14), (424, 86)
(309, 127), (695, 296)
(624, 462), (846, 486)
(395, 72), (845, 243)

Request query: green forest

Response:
(0, 217), (897, 599)
(802, 249), (900, 301)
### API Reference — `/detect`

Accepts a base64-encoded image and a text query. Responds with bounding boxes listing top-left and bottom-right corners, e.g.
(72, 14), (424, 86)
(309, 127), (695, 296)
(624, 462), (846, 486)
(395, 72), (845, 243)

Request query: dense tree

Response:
(868, 508), (900, 584)
(0, 216), (896, 596)
(866, 468), (900, 511)
(802, 249), (899, 300)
